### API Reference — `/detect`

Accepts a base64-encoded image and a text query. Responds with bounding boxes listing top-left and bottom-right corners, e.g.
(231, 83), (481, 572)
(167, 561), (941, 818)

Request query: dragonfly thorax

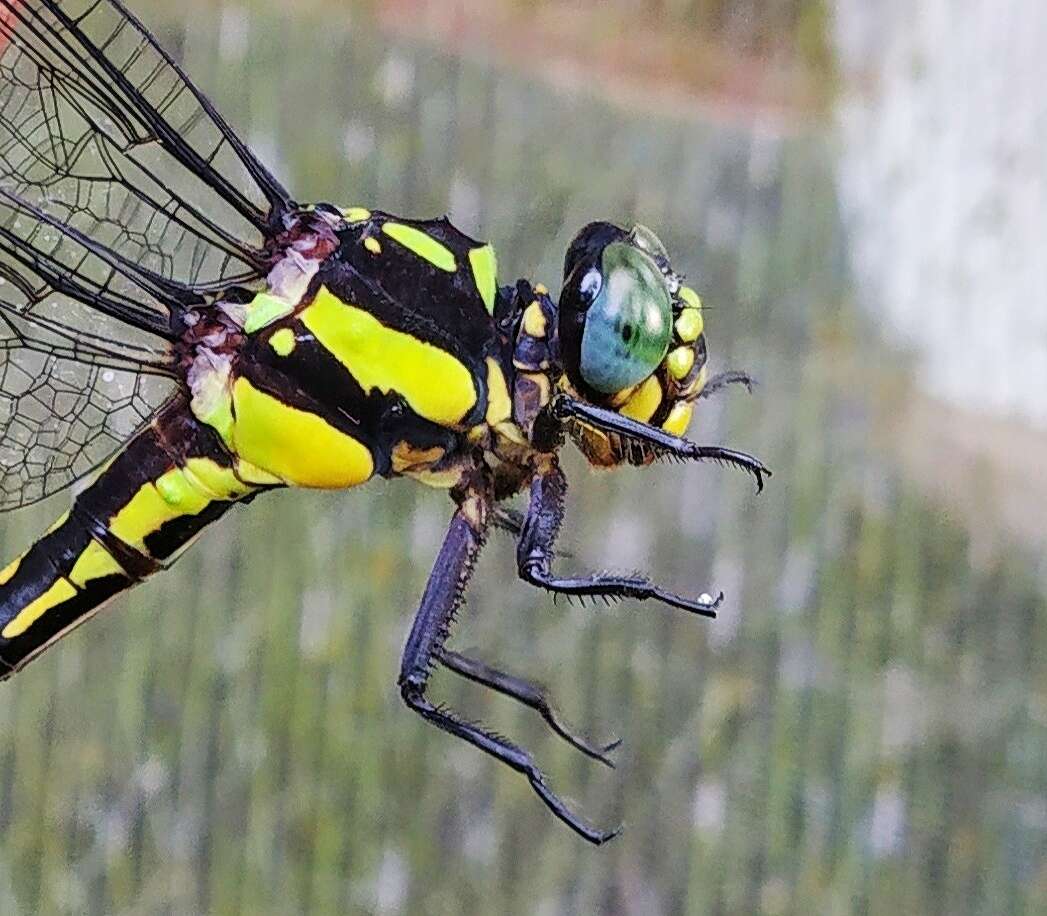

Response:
(174, 205), (539, 493)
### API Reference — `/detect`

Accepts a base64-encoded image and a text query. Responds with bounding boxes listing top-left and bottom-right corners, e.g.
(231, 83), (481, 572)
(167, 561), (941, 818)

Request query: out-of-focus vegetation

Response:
(371, 0), (837, 113)
(0, 2), (1043, 914)
(517, 0), (835, 67)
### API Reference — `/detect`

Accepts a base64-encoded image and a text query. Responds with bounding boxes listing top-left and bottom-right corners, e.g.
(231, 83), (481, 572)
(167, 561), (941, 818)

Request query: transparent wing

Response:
(0, 220), (174, 510)
(0, 321), (172, 511)
(0, 0), (291, 301)
(0, 0), (292, 509)
(0, 0), (292, 304)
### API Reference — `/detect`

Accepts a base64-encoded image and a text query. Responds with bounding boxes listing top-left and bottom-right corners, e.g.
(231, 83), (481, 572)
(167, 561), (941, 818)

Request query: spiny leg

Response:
(438, 648), (619, 767)
(492, 504), (526, 537)
(551, 393), (771, 491)
(398, 486), (619, 845)
(517, 460), (722, 617)
(493, 504), (570, 559)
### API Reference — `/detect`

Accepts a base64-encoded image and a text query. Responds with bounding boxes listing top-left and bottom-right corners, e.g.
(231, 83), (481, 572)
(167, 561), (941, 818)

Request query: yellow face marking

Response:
(231, 376), (374, 489)
(2, 579), (77, 639)
(344, 206), (372, 223)
(0, 556), (22, 586)
(244, 292), (295, 334)
(667, 346), (695, 380)
(609, 383), (637, 409)
(69, 542), (125, 587)
(484, 357), (512, 427)
(382, 222), (457, 272)
(679, 286), (702, 311)
(675, 307), (703, 343)
(619, 376), (663, 423)
(683, 364), (708, 399)
(662, 401), (694, 437)
(269, 327), (297, 357)
(469, 245), (498, 314)
(534, 283), (549, 296)
(364, 237), (382, 255)
(522, 301), (547, 338)
(301, 287), (478, 427)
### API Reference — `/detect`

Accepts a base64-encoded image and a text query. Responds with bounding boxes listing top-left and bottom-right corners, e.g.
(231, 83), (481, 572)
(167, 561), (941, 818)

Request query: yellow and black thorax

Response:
(180, 206), (526, 491)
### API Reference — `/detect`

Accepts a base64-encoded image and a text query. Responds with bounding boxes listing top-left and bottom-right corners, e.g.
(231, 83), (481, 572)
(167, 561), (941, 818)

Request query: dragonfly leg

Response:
(491, 504), (526, 537)
(493, 503), (570, 559)
(517, 460), (722, 618)
(551, 393), (770, 492)
(437, 648), (619, 767)
(398, 488), (618, 845)
(696, 369), (755, 399)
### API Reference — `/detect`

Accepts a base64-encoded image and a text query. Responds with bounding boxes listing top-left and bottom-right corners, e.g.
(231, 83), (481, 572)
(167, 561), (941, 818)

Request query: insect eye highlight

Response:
(579, 268), (602, 302)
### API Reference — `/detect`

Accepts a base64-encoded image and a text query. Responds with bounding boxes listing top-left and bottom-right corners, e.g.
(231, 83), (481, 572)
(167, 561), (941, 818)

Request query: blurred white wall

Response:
(834, 0), (1047, 427)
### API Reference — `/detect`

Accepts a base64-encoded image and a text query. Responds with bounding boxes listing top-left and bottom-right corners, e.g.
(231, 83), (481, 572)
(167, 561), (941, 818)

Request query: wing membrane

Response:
(0, 326), (172, 511)
(0, 0), (292, 301)
(0, 0), (292, 508)
(0, 197), (174, 510)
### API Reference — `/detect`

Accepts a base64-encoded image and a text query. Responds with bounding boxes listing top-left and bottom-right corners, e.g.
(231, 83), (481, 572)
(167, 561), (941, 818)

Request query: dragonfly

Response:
(0, 0), (769, 843)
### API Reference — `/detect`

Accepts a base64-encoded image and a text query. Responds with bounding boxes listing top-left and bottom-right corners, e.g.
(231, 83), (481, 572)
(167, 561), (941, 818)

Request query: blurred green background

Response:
(1, 1), (1045, 913)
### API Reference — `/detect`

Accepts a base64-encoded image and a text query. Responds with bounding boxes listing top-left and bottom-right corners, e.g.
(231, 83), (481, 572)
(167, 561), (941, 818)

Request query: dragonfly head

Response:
(555, 222), (708, 465)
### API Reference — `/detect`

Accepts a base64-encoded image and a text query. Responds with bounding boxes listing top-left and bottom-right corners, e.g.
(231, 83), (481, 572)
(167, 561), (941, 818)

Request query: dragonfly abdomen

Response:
(0, 400), (262, 677)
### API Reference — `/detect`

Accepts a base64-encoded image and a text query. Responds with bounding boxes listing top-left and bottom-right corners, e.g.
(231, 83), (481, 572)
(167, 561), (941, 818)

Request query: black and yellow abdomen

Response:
(0, 401), (260, 676)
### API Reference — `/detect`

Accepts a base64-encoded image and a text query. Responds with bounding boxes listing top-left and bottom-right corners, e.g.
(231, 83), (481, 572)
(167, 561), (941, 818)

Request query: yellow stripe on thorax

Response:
(244, 292), (296, 334)
(382, 222), (457, 272)
(344, 206), (371, 223)
(300, 286), (478, 427)
(229, 376), (374, 488)
(469, 245), (498, 315)
(269, 327), (296, 356)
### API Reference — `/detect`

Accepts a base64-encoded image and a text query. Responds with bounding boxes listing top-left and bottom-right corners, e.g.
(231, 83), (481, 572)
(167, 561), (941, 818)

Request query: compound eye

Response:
(579, 242), (673, 394)
(630, 224), (670, 267)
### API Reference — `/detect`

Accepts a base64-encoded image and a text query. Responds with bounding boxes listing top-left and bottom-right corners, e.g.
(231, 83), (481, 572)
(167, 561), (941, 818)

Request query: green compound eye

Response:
(579, 242), (673, 394)
(629, 224), (670, 266)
